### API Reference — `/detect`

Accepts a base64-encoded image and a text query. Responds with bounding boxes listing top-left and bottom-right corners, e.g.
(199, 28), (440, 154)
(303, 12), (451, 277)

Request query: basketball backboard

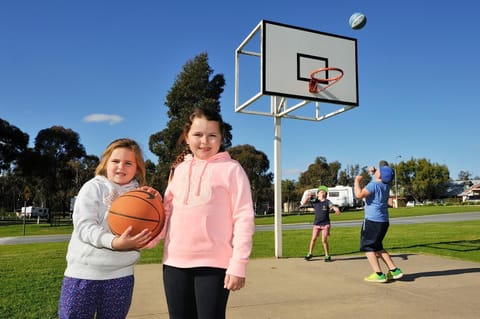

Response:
(235, 20), (359, 119)
(234, 20), (360, 257)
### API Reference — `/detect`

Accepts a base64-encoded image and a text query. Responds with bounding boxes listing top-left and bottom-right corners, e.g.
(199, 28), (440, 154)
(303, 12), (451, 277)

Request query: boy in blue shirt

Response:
(354, 161), (404, 282)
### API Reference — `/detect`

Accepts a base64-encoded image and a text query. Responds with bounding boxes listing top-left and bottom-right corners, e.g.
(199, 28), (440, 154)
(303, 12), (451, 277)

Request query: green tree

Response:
(149, 52), (232, 193)
(31, 126), (87, 214)
(297, 156), (341, 191)
(0, 120), (30, 213)
(458, 170), (472, 181)
(282, 179), (300, 212)
(13, 148), (45, 211)
(0, 172), (24, 215)
(145, 159), (164, 189)
(228, 144), (273, 213)
(0, 118), (29, 172)
(281, 179), (297, 203)
(397, 158), (450, 202)
(356, 166), (373, 189)
(337, 164), (361, 186)
(68, 155), (99, 195)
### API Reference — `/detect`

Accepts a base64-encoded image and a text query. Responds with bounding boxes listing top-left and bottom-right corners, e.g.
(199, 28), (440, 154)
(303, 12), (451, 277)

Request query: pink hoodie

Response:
(161, 151), (255, 277)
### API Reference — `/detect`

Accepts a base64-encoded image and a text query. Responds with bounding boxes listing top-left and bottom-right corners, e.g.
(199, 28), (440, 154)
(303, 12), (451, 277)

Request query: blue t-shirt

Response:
(364, 181), (390, 222)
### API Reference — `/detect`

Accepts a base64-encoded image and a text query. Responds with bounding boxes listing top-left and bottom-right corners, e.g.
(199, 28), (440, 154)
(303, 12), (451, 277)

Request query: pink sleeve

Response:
(226, 164), (255, 277)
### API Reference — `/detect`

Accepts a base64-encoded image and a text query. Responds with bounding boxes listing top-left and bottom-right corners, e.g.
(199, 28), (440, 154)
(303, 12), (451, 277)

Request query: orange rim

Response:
(309, 67), (344, 93)
(309, 67), (344, 82)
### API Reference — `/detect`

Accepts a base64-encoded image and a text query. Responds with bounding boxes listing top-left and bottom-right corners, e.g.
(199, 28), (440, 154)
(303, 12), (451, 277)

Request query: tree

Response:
(337, 164), (361, 186)
(397, 158), (450, 202)
(297, 156), (341, 191)
(68, 155), (99, 195)
(281, 179), (297, 203)
(31, 126), (87, 213)
(356, 166), (373, 189)
(458, 170), (472, 181)
(282, 179), (300, 212)
(228, 144), (273, 213)
(0, 172), (24, 216)
(0, 118), (29, 172)
(149, 52), (232, 193)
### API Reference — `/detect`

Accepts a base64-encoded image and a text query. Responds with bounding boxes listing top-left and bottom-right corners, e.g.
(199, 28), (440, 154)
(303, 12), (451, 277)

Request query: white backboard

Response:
(263, 20), (358, 105)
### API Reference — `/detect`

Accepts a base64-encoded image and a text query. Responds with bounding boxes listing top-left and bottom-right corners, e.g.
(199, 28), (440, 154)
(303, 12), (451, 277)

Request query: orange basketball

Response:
(108, 189), (165, 237)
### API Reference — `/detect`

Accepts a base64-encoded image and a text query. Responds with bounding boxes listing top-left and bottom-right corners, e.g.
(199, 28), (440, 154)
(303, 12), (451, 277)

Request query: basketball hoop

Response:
(308, 67), (344, 93)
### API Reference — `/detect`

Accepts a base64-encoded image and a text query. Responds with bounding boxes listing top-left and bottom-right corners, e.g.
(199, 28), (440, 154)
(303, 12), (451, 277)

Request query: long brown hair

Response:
(95, 138), (146, 185)
(169, 106), (226, 181)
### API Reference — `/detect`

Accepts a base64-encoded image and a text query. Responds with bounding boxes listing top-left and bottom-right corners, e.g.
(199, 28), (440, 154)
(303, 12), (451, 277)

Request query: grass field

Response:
(1, 206), (479, 318)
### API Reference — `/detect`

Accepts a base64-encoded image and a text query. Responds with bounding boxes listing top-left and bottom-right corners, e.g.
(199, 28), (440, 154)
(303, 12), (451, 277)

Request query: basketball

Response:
(108, 190), (165, 237)
(349, 12), (367, 30)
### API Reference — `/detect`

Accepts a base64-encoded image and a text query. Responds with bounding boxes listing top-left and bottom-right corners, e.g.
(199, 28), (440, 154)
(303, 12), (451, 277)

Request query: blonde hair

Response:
(95, 138), (146, 186)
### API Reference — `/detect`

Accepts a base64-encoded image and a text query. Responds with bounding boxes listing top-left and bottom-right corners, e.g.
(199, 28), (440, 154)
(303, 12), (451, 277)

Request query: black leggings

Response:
(163, 265), (230, 319)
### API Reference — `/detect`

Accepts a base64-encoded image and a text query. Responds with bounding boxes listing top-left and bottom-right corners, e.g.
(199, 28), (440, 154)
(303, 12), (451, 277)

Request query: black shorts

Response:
(359, 219), (389, 252)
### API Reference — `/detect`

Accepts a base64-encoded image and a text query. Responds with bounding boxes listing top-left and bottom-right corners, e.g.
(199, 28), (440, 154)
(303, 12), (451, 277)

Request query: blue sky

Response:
(1, 0), (479, 181)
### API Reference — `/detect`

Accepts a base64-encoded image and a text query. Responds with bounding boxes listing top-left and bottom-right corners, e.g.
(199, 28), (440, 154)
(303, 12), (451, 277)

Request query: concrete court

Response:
(128, 254), (480, 319)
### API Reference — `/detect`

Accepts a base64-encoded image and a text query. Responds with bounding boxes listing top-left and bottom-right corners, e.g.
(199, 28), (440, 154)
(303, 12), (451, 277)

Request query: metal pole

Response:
(22, 187), (30, 235)
(395, 155), (402, 208)
(273, 96), (283, 258)
(22, 200), (26, 235)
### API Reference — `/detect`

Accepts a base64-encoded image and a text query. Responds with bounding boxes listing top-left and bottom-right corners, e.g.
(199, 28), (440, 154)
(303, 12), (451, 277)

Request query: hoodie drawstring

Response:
(182, 157), (210, 204)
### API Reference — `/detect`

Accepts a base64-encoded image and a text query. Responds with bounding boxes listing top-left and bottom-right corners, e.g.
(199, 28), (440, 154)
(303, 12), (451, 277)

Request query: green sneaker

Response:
(324, 256), (331, 262)
(364, 272), (387, 283)
(304, 254), (313, 261)
(387, 268), (404, 280)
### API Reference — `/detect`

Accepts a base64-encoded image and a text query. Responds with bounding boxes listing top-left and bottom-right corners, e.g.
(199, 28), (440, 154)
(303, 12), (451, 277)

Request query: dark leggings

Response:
(163, 265), (230, 319)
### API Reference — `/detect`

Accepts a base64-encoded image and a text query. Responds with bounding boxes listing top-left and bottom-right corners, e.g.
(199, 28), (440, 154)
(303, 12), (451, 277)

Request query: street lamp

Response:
(395, 155), (402, 208)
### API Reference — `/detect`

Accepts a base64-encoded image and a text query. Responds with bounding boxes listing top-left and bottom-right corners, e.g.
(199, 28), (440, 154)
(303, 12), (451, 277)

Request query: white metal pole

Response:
(273, 96), (282, 258)
(395, 155), (402, 208)
(394, 169), (398, 208)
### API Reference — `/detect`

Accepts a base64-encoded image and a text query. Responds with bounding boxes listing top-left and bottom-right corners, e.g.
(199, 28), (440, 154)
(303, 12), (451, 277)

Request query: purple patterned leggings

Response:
(58, 275), (134, 319)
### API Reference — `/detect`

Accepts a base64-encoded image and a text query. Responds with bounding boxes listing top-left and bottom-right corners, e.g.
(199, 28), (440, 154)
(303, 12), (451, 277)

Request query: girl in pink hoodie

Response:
(147, 106), (255, 319)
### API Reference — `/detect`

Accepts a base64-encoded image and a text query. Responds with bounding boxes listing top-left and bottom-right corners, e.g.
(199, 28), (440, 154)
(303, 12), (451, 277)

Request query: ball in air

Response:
(349, 12), (367, 30)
